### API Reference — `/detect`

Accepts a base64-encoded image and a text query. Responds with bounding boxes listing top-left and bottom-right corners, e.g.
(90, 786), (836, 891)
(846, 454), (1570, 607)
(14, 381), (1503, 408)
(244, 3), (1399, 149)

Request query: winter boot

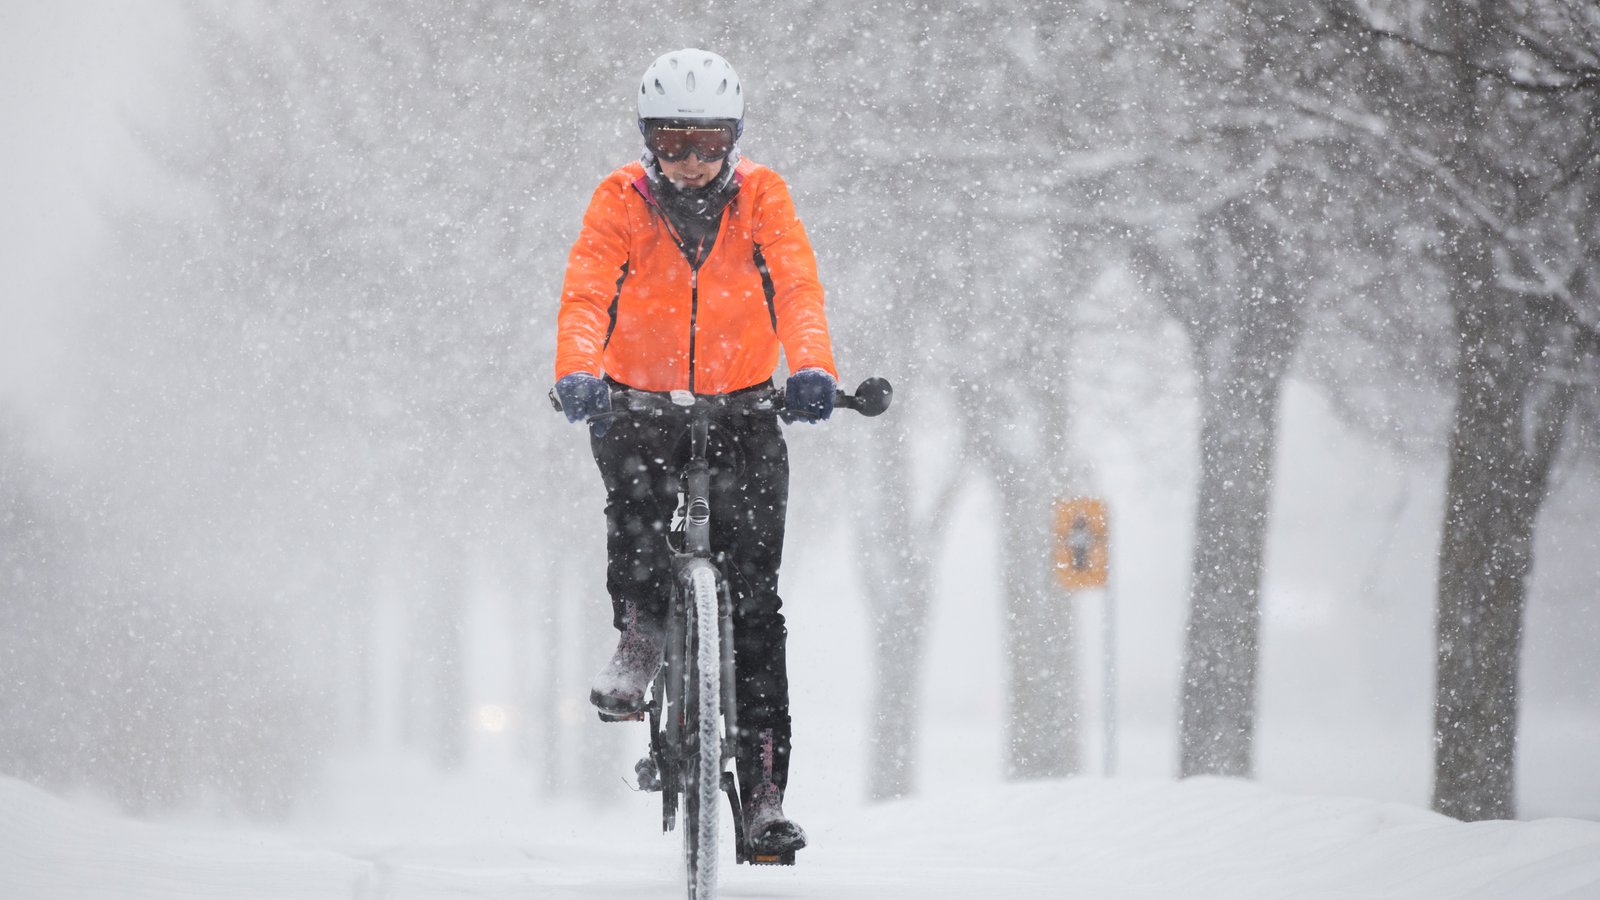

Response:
(589, 602), (664, 715)
(740, 728), (806, 854)
(745, 782), (806, 854)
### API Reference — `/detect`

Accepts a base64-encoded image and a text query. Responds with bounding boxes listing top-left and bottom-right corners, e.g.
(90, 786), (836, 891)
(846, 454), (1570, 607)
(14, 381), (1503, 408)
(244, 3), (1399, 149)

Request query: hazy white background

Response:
(1, 3), (181, 428)
(3, 0), (1597, 830)
(4, 5), (1600, 898)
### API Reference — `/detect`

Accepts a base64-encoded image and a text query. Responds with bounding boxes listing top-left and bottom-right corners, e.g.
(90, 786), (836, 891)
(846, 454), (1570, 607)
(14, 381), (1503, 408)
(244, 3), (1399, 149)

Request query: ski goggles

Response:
(645, 124), (735, 163)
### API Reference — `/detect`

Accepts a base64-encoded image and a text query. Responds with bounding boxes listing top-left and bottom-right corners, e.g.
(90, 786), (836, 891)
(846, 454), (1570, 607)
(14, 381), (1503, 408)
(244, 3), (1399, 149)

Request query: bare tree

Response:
(1127, 202), (1310, 777)
(788, 0), (1102, 790)
(1302, 0), (1600, 818)
(1084, 0), (1359, 776)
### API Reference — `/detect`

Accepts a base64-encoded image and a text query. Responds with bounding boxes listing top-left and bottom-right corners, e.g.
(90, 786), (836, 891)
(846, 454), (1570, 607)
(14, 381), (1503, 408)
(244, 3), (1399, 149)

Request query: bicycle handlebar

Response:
(549, 376), (893, 424)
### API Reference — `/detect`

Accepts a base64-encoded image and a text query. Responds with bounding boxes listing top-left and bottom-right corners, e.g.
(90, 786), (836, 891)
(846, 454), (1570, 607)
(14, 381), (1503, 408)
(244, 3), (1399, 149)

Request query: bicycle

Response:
(552, 376), (892, 899)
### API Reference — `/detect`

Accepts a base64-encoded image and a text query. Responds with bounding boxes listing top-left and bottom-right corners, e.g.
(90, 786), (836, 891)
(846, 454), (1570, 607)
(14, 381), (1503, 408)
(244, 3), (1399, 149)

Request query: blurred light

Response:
(477, 703), (509, 733)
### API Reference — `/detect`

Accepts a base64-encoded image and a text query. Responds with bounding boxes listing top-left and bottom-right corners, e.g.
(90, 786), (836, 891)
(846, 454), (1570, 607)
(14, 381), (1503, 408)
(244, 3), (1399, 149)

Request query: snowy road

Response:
(6, 774), (1600, 899)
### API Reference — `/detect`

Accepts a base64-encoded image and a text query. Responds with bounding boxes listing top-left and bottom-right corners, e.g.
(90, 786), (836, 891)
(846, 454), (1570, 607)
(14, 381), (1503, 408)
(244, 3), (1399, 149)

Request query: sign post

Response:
(1054, 498), (1115, 776)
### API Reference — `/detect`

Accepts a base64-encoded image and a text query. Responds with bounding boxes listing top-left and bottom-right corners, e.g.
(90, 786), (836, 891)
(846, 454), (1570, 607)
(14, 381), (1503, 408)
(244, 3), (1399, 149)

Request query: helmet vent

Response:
(715, 79), (728, 96)
(652, 78), (665, 96)
(686, 71), (697, 92)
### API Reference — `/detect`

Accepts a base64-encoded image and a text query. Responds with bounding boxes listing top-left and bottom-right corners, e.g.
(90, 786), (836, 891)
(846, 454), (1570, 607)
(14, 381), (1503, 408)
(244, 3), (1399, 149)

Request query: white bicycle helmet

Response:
(638, 48), (744, 128)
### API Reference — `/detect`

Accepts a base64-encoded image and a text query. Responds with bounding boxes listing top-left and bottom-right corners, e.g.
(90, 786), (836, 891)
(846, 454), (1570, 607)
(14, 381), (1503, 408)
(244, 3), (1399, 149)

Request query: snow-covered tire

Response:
(682, 564), (722, 899)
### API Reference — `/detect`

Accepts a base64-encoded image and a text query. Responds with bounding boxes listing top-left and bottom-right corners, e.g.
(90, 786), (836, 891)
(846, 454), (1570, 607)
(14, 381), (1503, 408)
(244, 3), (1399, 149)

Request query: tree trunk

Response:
(334, 579), (375, 750)
(1000, 474), (1081, 779)
(404, 541), (466, 769)
(1430, 233), (1569, 820)
(1177, 360), (1284, 776)
(956, 241), (1087, 781)
(1177, 209), (1302, 778)
(860, 413), (934, 801)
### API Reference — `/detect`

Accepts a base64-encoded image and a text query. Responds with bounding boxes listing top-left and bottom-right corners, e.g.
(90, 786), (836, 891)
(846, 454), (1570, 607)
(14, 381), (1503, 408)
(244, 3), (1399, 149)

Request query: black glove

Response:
(555, 373), (611, 435)
(785, 368), (837, 422)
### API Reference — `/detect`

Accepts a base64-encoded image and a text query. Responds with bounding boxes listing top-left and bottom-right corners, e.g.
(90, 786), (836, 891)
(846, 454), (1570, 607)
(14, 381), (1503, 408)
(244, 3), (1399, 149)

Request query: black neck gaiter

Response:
(654, 163), (739, 264)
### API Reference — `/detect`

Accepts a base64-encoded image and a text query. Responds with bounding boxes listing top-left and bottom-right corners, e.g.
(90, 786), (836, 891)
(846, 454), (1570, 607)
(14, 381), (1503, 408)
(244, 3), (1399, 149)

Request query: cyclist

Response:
(552, 48), (837, 856)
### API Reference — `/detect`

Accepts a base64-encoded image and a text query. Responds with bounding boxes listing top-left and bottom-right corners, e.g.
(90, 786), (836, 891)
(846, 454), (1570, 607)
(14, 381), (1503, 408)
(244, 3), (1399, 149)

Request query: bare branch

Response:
(1270, 72), (1600, 359)
(1275, 86), (1508, 233)
(1505, 18), (1600, 81)
(1326, 0), (1600, 94)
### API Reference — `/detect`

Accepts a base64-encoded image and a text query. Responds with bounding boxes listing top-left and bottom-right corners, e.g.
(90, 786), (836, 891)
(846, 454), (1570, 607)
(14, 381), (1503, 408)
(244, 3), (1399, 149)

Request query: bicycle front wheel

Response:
(682, 563), (723, 899)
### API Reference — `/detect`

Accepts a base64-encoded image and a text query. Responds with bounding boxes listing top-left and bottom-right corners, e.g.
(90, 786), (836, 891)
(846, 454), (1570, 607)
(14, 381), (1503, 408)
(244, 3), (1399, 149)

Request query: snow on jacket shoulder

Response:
(554, 157), (838, 395)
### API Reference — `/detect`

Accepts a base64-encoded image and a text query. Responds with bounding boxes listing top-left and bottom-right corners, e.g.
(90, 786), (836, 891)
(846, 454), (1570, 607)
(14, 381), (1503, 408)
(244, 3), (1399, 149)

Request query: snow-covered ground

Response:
(5, 766), (1600, 899)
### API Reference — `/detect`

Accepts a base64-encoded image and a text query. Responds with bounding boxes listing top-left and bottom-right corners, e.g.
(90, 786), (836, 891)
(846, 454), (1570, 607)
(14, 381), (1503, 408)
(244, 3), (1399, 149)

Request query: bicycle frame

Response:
(651, 407), (741, 865)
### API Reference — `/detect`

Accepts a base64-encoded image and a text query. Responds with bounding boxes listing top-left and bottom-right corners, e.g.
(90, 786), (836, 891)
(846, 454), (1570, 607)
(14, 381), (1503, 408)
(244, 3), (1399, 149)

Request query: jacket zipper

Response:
(688, 265), (699, 393)
(659, 210), (711, 395)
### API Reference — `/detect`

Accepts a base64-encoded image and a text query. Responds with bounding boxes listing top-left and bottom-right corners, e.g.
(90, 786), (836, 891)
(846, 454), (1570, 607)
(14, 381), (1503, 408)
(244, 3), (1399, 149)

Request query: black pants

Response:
(590, 404), (793, 796)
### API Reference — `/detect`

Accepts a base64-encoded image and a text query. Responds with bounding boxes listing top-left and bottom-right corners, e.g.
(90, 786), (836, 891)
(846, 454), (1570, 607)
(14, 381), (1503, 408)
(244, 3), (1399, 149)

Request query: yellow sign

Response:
(1055, 498), (1109, 590)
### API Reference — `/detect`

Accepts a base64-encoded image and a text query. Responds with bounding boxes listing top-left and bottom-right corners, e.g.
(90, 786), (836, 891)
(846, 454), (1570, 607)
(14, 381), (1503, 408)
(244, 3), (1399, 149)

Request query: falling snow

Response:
(2, 1), (1599, 896)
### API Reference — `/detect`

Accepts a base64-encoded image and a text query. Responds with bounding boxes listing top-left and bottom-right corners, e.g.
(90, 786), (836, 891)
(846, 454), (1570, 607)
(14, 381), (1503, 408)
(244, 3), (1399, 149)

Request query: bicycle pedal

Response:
(747, 851), (797, 866)
(596, 709), (646, 723)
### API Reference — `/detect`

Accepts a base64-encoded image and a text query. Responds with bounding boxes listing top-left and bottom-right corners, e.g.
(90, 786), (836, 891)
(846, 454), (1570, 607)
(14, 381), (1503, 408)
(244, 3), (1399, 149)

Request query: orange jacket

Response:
(555, 157), (837, 394)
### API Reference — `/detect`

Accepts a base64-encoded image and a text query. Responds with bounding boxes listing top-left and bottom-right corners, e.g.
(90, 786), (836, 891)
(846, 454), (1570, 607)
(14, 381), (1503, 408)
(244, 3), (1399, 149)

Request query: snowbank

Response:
(3, 773), (1599, 899)
(0, 777), (368, 899)
(803, 778), (1600, 899)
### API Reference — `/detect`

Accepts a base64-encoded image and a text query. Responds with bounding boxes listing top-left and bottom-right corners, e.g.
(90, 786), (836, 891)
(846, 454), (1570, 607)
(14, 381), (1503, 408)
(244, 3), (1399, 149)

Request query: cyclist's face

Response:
(659, 154), (721, 190)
